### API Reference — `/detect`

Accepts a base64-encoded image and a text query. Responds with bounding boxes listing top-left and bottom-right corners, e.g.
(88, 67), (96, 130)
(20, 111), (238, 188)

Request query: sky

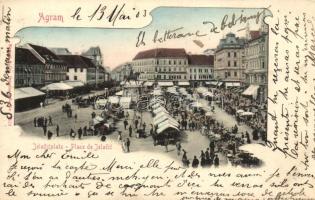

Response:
(15, 7), (271, 69)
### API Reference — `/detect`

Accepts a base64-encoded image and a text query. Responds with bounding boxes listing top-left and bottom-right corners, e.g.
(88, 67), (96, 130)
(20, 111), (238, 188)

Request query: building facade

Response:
(111, 62), (132, 82)
(187, 54), (214, 84)
(25, 43), (67, 84)
(214, 33), (246, 84)
(82, 46), (108, 84)
(132, 48), (189, 81)
(244, 32), (268, 102)
(59, 55), (98, 85)
(15, 47), (45, 88)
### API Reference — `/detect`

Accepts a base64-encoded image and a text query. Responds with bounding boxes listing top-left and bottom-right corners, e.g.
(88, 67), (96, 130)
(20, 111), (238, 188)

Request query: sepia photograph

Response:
(14, 7), (269, 168)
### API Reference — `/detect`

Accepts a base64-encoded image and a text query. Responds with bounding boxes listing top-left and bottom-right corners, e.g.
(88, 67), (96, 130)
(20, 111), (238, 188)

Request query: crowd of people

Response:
(215, 89), (267, 142)
(30, 83), (265, 168)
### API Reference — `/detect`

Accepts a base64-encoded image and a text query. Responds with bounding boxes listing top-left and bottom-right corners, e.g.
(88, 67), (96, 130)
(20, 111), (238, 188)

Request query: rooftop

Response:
(15, 47), (44, 65)
(216, 33), (246, 52)
(49, 48), (72, 55)
(59, 55), (96, 69)
(133, 48), (187, 60)
(82, 46), (102, 57)
(28, 43), (64, 64)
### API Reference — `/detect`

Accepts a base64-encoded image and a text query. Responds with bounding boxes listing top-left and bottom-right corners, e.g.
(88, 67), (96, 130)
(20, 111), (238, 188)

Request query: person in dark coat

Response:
(83, 126), (87, 136)
(214, 154), (219, 167)
(129, 125), (132, 137)
(34, 117), (37, 127)
(44, 118), (48, 127)
(56, 125), (59, 137)
(47, 130), (53, 140)
(200, 150), (205, 166)
(43, 126), (47, 136)
(192, 156), (199, 168)
(164, 138), (169, 152)
(143, 122), (146, 132)
(126, 138), (130, 152)
(182, 149), (187, 161)
(205, 148), (210, 160)
(70, 129), (76, 138)
(246, 131), (251, 144)
(210, 141), (215, 156)
(48, 116), (53, 126)
(124, 119), (128, 130)
(134, 119), (139, 129)
(78, 127), (83, 139)
(150, 127), (153, 136)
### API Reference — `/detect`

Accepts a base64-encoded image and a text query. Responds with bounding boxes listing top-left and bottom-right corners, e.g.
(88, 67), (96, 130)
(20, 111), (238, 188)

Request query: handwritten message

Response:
(0, 6), (13, 123)
(1, 147), (314, 200)
(267, 10), (315, 171)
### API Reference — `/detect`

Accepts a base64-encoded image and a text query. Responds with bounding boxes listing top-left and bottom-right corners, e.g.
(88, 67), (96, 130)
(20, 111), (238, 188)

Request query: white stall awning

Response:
(15, 87), (45, 100)
(242, 85), (259, 99)
(225, 82), (241, 87)
(158, 82), (173, 87)
(41, 83), (73, 91)
(178, 81), (190, 86)
(108, 96), (120, 104)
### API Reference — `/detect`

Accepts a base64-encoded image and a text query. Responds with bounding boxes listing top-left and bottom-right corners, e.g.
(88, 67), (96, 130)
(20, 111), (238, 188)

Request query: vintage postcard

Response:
(0, 0), (314, 199)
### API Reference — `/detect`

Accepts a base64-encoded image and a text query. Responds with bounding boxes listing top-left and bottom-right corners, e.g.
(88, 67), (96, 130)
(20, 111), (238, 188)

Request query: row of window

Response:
(134, 59), (187, 66)
(16, 65), (45, 73)
(245, 43), (266, 56)
(45, 73), (65, 81)
(246, 60), (265, 69)
(228, 61), (238, 67)
(227, 52), (238, 57)
(46, 64), (67, 71)
(156, 67), (186, 72)
(247, 74), (267, 84)
(71, 68), (84, 73)
(189, 68), (211, 73)
(189, 75), (212, 80)
(223, 71), (246, 78)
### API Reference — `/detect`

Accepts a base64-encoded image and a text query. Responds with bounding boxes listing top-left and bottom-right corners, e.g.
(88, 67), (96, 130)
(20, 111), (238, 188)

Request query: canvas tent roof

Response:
(92, 116), (104, 125)
(41, 82), (73, 91)
(157, 119), (179, 128)
(63, 81), (84, 88)
(225, 82), (241, 87)
(178, 81), (190, 86)
(120, 97), (131, 108)
(115, 90), (123, 96)
(144, 81), (154, 86)
(122, 80), (142, 87)
(158, 82), (173, 87)
(153, 113), (178, 125)
(120, 97), (131, 103)
(242, 85), (259, 99)
(153, 107), (168, 114)
(154, 111), (171, 120)
(196, 87), (208, 94)
(157, 124), (179, 134)
(15, 87), (45, 100)
(108, 96), (120, 104)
